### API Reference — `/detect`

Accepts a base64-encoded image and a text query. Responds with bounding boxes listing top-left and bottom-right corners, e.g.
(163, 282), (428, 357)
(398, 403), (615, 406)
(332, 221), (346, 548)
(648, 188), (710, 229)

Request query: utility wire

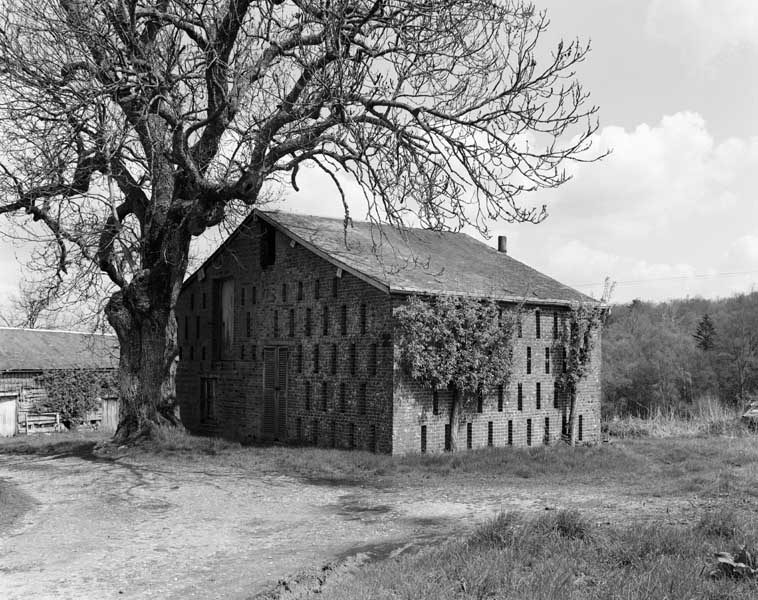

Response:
(570, 269), (758, 289)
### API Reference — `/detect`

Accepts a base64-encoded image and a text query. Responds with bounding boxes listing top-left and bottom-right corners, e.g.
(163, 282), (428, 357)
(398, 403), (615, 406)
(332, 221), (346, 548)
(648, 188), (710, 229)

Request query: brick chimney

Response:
(497, 235), (507, 254)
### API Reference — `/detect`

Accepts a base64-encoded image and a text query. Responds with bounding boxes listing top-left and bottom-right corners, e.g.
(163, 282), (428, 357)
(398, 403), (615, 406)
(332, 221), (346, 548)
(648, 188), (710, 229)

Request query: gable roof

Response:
(186, 209), (594, 306)
(0, 328), (119, 372)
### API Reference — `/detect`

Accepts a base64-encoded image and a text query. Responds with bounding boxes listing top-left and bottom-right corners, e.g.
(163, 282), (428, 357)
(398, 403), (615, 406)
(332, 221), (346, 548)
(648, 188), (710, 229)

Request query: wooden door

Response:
(0, 393), (18, 437)
(262, 347), (289, 441)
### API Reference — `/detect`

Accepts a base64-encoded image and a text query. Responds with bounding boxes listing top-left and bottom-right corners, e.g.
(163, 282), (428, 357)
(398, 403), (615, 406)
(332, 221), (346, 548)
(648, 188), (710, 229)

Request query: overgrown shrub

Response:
(36, 370), (117, 425)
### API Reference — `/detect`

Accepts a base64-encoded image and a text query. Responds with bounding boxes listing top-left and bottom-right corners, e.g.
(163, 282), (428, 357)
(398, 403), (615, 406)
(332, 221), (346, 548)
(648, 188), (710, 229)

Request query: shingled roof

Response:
(249, 210), (593, 305)
(0, 328), (119, 372)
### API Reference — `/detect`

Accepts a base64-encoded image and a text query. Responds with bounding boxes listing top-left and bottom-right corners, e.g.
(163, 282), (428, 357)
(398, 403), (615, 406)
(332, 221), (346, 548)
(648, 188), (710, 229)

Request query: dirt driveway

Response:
(0, 447), (695, 600)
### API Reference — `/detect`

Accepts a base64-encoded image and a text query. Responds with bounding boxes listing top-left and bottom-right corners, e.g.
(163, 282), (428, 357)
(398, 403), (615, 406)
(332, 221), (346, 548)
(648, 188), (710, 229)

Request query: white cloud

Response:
(646, 0), (758, 63)
(509, 111), (758, 302)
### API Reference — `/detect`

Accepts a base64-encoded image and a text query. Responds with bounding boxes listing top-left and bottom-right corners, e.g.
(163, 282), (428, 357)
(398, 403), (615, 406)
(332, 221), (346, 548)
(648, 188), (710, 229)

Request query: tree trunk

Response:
(106, 290), (182, 442)
(449, 386), (461, 452)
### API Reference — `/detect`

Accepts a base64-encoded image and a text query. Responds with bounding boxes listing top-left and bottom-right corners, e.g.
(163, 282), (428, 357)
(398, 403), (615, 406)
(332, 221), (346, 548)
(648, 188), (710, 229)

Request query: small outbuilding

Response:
(0, 327), (119, 435)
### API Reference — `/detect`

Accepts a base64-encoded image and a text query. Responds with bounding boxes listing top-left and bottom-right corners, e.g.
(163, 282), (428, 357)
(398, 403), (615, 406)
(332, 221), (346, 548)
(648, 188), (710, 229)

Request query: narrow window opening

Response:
(282, 283), (287, 303)
(544, 417), (550, 444)
(432, 389), (439, 415)
(508, 420), (513, 446)
(445, 424), (452, 451)
(497, 385), (504, 412)
(322, 305), (329, 336)
(313, 344), (320, 373)
(360, 304), (367, 334)
(488, 422), (494, 447)
(297, 281), (303, 301)
(466, 422), (473, 449)
(553, 311), (559, 339)
(332, 277), (339, 297)
(554, 382), (559, 408)
(578, 415), (584, 441)
(314, 279), (320, 299)
(545, 347), (550, 374)
(477, 392), (483, 413)
(517, 317), (523, 338)
(535, 309), (541, 339)
(526, 419), (532, 446)
(305, 381), (311, 411)
(517, 383), (523, 411)
(526, 346), (532, 374)
(289, 309), (295, 337)
(421, 425), (427, 453)
(251, 286), (257, 305)
(305, 308), (312, 336)
(562, 347), (567, 373)
(536, 382), (541, 410)
(246, 312), (252, 337)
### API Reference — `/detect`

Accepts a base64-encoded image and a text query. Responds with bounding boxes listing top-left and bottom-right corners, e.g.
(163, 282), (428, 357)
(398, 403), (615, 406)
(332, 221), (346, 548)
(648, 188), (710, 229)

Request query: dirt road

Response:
(0, 448), (693, 600)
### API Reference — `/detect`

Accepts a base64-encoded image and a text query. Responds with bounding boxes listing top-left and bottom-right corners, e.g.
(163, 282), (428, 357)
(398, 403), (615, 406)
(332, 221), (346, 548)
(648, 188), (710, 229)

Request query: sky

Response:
(2, 0), (758, 306)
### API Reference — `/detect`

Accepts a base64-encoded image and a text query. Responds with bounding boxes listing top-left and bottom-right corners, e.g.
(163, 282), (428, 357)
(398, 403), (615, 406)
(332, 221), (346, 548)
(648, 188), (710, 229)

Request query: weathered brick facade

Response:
(176, 210), (602, 454)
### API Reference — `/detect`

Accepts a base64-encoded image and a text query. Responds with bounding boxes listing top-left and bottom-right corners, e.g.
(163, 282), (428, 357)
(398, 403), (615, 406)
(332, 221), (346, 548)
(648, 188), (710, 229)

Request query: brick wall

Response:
(176, 217), (395, 452)
(391, 302), (602, 455)
(176, 216), (603, 454)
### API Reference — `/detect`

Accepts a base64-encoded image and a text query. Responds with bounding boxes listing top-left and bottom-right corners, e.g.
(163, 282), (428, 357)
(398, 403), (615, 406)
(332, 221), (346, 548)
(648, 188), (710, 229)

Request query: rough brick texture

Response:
(392, 305), (601, 454)
(176, 218), (395, 453)
(176, 218), (602, 455)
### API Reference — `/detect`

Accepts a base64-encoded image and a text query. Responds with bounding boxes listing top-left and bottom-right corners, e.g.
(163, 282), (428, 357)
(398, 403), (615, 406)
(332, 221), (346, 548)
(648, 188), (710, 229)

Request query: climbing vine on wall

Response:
(553, 280), (614, 444)
(394, 295), (518, 451)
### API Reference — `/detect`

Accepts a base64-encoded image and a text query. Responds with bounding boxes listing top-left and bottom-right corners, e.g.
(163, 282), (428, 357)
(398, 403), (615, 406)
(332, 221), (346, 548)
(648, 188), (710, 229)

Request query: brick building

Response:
(176, 210), (601, 454)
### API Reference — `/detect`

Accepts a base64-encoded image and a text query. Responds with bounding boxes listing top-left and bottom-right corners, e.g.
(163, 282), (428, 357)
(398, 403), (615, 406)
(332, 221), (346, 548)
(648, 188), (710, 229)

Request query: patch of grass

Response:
(0, 430), (107, 457)
(295, 508), (758, 600)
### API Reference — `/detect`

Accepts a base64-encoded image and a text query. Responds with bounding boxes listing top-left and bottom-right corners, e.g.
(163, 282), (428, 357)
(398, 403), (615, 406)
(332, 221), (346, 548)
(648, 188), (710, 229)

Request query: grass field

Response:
(3, 424), (758, 599)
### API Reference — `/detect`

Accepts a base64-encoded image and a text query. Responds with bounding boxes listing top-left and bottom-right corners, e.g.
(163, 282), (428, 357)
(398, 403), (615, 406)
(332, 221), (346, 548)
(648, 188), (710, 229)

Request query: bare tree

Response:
(0, 0), (601, 441)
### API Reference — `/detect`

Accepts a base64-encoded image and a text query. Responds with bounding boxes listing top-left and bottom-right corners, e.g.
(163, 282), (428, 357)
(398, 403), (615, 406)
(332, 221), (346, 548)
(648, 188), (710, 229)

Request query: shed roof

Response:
(0, 328), (119, 372)
(255, 211), (593, 305)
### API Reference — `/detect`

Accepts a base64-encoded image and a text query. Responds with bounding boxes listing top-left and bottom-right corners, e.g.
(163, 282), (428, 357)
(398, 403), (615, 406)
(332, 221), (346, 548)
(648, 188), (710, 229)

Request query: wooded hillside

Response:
(603, 291), (758, 417)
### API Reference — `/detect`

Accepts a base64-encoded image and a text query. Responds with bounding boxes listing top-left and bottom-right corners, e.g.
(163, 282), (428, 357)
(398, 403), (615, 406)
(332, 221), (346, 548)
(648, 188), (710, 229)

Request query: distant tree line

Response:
(602, 292), (758, 417)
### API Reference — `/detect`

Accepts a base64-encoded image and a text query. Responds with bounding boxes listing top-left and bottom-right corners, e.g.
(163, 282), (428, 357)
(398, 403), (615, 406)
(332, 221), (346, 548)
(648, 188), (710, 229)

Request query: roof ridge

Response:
(0, 326), (116, 337)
